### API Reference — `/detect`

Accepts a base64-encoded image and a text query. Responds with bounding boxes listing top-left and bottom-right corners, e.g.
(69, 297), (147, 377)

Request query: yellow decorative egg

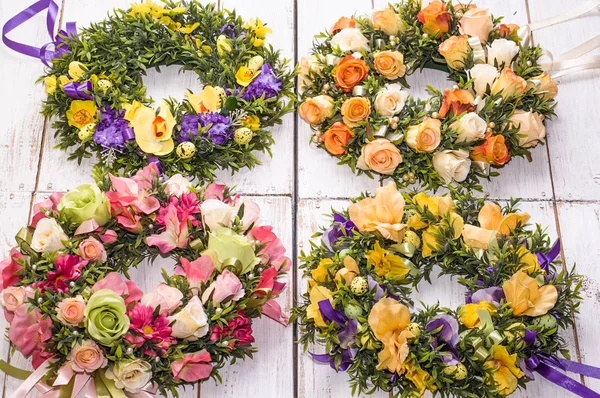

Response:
(247, 55), (264, 72)
(443, 363), (467, 380)
(214, 86), (226, 108)
(78, 123), (96, 141)
(403, 230), (421, 248)
(97, 79), (112, 93)
(176, 142), (196, 159)
(234, 127), (253, 145)
(350, 276), (369, 296)
(407, 322), (421, 338)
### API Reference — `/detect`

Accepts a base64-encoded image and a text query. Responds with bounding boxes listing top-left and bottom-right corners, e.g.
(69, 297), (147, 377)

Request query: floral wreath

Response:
(41, 1), (295, 179)
(0, 165), (290, 397)
(291, 182), (597, 397)
(299, 0), (557, 191)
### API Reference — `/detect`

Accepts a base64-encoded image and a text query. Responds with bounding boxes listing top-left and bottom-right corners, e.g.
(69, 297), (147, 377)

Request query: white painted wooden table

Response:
(1, 0), (599, 397)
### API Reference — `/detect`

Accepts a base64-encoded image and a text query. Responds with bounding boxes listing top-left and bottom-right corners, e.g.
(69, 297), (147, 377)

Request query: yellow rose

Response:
(298, 95), (335, 125)
(491, 67), (527, 99)
(340, 97), (371, 127)
(186, 86), (224, 113)
(348, 181), (406, 242)
(531, 72), (558, 100)
(373, 51), (406, 80)
(130, 101), (175, 156)
(370, 8), (404, 36)
(406, 117), (441, 153)
(438, 35), (470, 70)
(502, 271), (558, 317)
(459, 8), (494, 43)
(484, 345), (524, 396)
(306, 285), (333, 327)
(357, 138), (403, 175)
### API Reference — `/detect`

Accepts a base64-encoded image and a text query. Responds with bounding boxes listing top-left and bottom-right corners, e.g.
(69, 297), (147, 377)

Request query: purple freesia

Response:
(426, 314), (460, 349)
(322, 214), (356, 250)
(471, 286), (505, 306)
(241, 64), (282, 101)
(339, 319), (358, 349)
(220, 23), (236, 37)
(93, 107), (134, 148)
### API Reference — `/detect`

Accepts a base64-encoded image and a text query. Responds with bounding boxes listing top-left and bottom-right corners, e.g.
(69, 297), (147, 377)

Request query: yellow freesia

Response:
(459, 301), (496, 328)
(236, 66), (262, 87)
(243, 18), (272, 47)
(306, 285), (333, 327)
(421, 225), (440, 258)
(44, 75), (57, 94)
(311, 258), (335, 283)
(366, 241), (409, 281)
(462, 203), (530, 250)
(404, 359), (435, 395)
(502, 271), (558, 317)
(130, 101), (175, 156)
(516, 246), (541, 274)
(413, 192), (455, 217)
(58, 75), (71, 87)
(185, 86), (223, 113)
(68, 61), (87, 81)
(180, 23), (200, 34)
(407, 214), (428, 231)
(334, 256), (360, 285)
(66, 100), (97, 129)
(484, 345), (524, 396)
(244, 115), (260, 131)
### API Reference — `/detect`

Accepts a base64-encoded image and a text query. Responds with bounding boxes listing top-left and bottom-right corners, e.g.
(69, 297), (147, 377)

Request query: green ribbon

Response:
(403, 258), (420, 277)
(391, 242), (416, 258)
(189, 238), (204, 251)
(57, 378), (75, 398)
(0, 360), (32, 380)
(98, 370), (126, 398)
(222, 257), (243, 274)
(461, 309), (505, 361)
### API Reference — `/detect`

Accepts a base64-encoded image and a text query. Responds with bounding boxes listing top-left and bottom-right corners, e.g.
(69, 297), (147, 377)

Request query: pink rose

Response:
(176, 256), (215, 289)
(201, 270), (245, 304)
(8, 305), (52, 369)
(99, 229), (118, 244)
(69, 339), (107, 373)
(92, 272), (143, 307)
(56, 295), (86, 326)
(0, 248), (26, 289)
(141, 284), (183, 315)
(1, 286), (33, 322)
(79, 237), (107, 263)
(170, 350), (213, 382)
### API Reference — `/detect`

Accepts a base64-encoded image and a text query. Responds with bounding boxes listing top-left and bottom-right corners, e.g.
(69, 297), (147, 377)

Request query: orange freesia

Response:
(502, 271), (558, 317)
(417, 1), (451, 39)
(484, 345), (524, 396)
(498, 23), (520, 39)
(413, 192), (455, 217)
(335, 256), (360, 285)
(330, 16), (356, 33)
(367, 297), (413, 374)
(461, 202), (530, 249)
(348, 182), (407, 242)
(471, 133), (511, 166)
(333, 56), (369, 92)
(321, 122), (353, 155)
(438, 89), (475, 118)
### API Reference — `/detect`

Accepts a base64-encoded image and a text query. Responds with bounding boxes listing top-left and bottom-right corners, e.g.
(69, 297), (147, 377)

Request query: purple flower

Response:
(339, 319), (358, 349)
(426, 314), (460, 349)
(178, 114), (201, 142)
(220, 24), (237, 37)
(199, 112), (233, 145)
(322, 214), (356, 250)
(241, 64), (282, 101)
(93, 107), (134, 148)
(471, 287), (505, 306)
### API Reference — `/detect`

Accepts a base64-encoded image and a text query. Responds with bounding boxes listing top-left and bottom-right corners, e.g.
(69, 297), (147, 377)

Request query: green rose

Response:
(207, 227), (258, 274)
(84, 289), (130, 346)
(58, 183), (111, 226)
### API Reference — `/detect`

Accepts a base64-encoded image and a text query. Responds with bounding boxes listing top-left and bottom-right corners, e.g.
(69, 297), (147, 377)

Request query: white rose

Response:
(374, 84), (409, 116)
(31, 218), (68, 253)
(509, 110), (546, 148)
(200, 199), (236, 232)
(432, 150), (472, 184)
(326, 54), (341, 66)
(105, 359), (152, 394)
(468, 64), (500, 97)
(164, 174), (192, 197)
(330, 28), (371, 52)
(486, 38), (519, 68)
(451, 112), (487, 143)
(168, 296), (209, 341)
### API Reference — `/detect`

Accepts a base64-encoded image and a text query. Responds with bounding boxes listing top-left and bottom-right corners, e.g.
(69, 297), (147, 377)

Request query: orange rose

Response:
(472, 133), (510, 166)
(459, 7), (493, 43)
(341, 97), (371, 127)
(371, 8), (403, 36)
(373, 51), (406, 80)
(321, 122), (353, 155)
(498, 24), (520, 39)
(417, 1), (451, 39)
(299, 95), (335, 125)
(357, 138), (402, 175)
(438, 35), (470, 70)
(330, 16), (357, 34)
(438, 89), (475, 118)
(333, 56), (369, 92)
(531, 72), (558, 100)
(406, 117), (442, 153)
(491, 67), (527, 99)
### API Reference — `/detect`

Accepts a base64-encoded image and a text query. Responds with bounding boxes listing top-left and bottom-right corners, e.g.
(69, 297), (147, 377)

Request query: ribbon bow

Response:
(535, 239), (561, 272)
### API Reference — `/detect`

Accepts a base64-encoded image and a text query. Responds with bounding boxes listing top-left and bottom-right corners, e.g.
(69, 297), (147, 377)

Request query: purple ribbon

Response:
(2, 0), (76, 66)
(311, 348), (357, 372)
(535, 239), (561, 272)
(525, 354), (600, 398)
(312, 301), (359, 371)
(63, 81), (93, 100)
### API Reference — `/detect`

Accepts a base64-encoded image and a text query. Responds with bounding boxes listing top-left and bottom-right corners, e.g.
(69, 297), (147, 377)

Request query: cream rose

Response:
(330, 28), (371, 52)
(531, 72), (558, 100)
(0, 286), (31, 312)
(371, 8), (404, 36)
(451, 112), (487, 143)
(105, 359), (152, 393)
(31, 218), (68, 253)
(374, 84), (408, 116)
(468, 64), (500, 97)
(509, 110), (546, 148)
(57, 295), (86, 326)
(200, 199), (236, 232)
(406, 117), (442, 153)
(459, 8), (493, 43)
(165, 174), (192, 197)
(299, 55), (321, 89)
(432, 149), (472, 184)
(357, 138), (402, 175)
(168, 296), (209, 341)
(141, 284), (183, 315)
(298, 95), (335, 125)
(487, 38), (519, 68)
(69, 340), (107, 373)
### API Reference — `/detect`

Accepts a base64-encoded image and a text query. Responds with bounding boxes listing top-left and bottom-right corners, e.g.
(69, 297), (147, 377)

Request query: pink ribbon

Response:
(13, 357), (54, 398)
(126, 383), (158, 398)
(75, 218), (100, 235)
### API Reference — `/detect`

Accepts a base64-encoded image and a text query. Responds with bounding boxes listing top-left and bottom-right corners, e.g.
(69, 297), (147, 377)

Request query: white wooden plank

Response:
(556, 202), (600, 393)
(0, 2), (47, 192)
(200, 196), (293, 398)
(297, 0), (382, 199)
(214, 0), (295, 195)
(528, 0), (600, 201)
